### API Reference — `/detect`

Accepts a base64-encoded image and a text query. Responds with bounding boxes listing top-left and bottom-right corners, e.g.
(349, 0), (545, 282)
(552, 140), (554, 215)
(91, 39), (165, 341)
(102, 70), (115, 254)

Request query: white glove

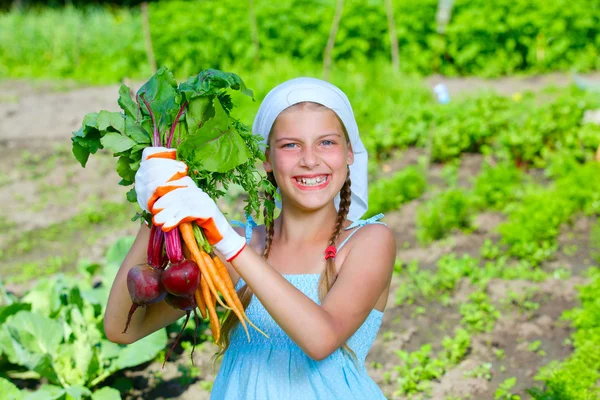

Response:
(134, 147), (189, 213)
(152, 177), (246, 262)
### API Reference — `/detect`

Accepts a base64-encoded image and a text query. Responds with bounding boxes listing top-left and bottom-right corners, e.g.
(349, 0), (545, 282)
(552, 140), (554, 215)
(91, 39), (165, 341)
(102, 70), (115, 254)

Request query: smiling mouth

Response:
(294, 175), (330, 187)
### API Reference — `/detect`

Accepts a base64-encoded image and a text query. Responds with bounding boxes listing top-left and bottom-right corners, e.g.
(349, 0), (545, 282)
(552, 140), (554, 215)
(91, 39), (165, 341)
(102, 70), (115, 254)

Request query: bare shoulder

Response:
(340, 223), (396, 278)
(348, 223), (396, 253)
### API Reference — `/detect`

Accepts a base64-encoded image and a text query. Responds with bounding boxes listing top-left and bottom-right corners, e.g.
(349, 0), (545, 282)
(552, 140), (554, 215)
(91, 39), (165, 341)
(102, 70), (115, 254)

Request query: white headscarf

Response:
(252, 77), (368, 222)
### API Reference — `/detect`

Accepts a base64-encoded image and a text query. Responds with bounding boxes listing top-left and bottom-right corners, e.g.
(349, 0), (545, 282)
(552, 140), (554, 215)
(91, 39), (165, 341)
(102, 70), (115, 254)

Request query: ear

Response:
(347, 143), (354, 166)
(263, 148), (273, 172)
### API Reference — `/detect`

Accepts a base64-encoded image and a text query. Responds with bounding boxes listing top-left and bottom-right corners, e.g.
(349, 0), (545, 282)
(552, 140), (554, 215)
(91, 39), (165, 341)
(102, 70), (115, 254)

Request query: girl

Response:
(104, 77), (396, 399)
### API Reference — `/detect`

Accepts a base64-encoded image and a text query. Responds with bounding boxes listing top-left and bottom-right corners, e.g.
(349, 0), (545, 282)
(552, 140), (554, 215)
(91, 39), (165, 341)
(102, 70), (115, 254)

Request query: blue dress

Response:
(211, 213), (388, 400)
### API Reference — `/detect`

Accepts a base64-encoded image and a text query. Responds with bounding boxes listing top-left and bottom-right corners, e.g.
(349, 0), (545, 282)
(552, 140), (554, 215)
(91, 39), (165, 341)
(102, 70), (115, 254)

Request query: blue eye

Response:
(322, 140), (335, 146)
(283, 143), (297, 148)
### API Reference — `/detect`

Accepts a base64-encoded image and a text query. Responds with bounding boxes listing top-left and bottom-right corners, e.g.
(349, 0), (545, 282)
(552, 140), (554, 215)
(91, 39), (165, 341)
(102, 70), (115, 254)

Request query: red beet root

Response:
(123, 264), (166, 334)
(165, 293), (196, 311)
(161, 259), (200, 297)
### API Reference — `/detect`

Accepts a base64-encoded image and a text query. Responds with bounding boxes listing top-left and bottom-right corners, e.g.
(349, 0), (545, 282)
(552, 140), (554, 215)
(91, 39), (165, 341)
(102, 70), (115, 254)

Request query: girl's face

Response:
(264, 105), (354, 212)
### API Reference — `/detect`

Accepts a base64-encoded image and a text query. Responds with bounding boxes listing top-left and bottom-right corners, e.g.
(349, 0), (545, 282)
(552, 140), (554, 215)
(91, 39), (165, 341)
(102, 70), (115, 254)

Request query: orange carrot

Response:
(206, 282), (221, 346)
(200, 250), (251, 341)
(200, 277), (214, 324)
(211, 253), (268, 339)
(194, 287), (207, 319)
(179, 222), (230, 310)
(184, 240), (208, 319)
(182, 243), (192, 260)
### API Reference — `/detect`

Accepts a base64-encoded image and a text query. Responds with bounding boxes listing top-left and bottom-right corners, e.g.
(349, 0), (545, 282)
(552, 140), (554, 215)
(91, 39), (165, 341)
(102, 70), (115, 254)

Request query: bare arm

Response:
(230, 223), (396, 360)
(103, 223), (185, 344)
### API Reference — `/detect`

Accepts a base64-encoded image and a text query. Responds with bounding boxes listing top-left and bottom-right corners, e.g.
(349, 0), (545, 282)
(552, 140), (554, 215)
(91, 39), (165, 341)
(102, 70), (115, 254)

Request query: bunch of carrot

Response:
(121, 89), (267, 366)
(179, 222), (267, 346)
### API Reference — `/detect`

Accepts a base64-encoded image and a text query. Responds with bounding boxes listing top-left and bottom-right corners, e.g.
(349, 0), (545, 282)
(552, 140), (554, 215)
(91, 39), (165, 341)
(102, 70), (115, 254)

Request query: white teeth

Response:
(296, 175), (327, 186)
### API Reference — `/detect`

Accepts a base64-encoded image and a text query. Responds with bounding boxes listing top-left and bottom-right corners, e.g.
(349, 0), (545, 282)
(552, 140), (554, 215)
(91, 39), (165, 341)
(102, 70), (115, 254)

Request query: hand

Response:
(134, 147), (189, 213)
(152, 177), (246, 262)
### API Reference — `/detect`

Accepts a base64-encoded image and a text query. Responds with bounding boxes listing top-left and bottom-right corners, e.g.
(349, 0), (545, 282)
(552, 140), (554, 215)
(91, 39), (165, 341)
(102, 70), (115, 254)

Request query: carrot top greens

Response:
(72, 66), (277, 224)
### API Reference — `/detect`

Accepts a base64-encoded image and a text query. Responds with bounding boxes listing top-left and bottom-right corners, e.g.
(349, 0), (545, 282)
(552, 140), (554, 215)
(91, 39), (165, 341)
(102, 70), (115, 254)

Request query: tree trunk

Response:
(248, 0), (260, 66)
(384, 0), (400, 71)
(323, 0), (344, 81)
(141, 2), (157, 73)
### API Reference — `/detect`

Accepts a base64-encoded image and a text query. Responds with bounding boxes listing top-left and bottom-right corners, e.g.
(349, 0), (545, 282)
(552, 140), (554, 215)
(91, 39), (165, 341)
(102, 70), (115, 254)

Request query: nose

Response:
(299, 145), (321, 168)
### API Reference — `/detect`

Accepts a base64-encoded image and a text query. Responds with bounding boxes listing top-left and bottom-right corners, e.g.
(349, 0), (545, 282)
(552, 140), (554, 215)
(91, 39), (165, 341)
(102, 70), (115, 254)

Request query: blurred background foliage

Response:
(1, 0), (599, 84)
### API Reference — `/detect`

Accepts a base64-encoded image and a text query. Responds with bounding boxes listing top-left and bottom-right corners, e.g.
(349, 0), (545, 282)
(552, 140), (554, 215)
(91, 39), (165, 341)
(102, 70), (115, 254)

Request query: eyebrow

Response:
(275, 133), (341, 143)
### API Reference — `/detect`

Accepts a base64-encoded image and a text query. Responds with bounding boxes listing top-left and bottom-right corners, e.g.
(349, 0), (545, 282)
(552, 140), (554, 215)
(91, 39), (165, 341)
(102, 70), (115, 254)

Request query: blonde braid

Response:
(317, 165), (359, 365)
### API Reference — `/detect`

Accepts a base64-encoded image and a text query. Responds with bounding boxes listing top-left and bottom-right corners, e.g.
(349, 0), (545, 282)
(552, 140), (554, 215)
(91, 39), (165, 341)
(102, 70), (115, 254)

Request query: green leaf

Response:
(100, 133), (136, 154)
(118, 84), (138, 120)
(64, 385), (92, 400)
(6, 310), (63, 350)
(112, 330), (167, 370)
(184, 96), (215, 135)
(0, 377), (23, 400)
(124, 120), (151, 145)
(0, 303), (31, 324)
(97, 111), (125, 133)
(116, 155), (136, 183)
(126, 188), (137, 203)
(91, 387), (122, 400)
(118, 178), (133, 186)
(129, 157), (141, 172)
(76, 112), (99, 133)
(137, 66), (181, 142)
(72, 112), (103, 163)
(24, 384), (65, 400)
(4, 312), (64, 381)
(99, 339), (122, 361)
(179, 69), (254, 100)
(72, 129), (102, 154)
(22, 279), (62, 317)
(71, 140), (90, 168)
(0, 327), (18, 364)
(178, 98), (251, 173)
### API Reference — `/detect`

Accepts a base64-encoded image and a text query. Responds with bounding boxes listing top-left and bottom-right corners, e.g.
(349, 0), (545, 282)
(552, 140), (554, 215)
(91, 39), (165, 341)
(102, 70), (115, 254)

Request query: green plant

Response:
(528, 268), (600, 399)
(464, 362), (492, 380)
(472, 161), (523, 211)
(0, 237), (167, 398)
(366, 166), (427, 217)
(417, 188), (474, 244)
(392, 328), (471, 397)
(460, 290), (501, 333)
(481, 239), (501, 260)
(497, 187), (573, 265)
(527, 340), (547, 356)
(496, 377), (521, 400)
(591, 218), (600, 265)
(494, 348), (506, 360)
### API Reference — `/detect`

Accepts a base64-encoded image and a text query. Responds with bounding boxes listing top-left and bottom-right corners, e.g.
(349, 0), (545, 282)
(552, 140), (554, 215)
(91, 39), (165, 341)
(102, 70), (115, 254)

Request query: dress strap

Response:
(231, 213), (257, 244)
(338, 213), (386, 252)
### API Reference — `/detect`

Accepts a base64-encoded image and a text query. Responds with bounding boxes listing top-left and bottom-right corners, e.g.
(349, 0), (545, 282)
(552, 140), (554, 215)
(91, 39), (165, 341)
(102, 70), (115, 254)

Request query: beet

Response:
(148, 224), (168, 269)
(123, 263), (166, 334)
(161, 259), (200, 297)
(164, 227), (184, 264)
(163, 293), (201, 367)
(165, 293), (196, 311)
